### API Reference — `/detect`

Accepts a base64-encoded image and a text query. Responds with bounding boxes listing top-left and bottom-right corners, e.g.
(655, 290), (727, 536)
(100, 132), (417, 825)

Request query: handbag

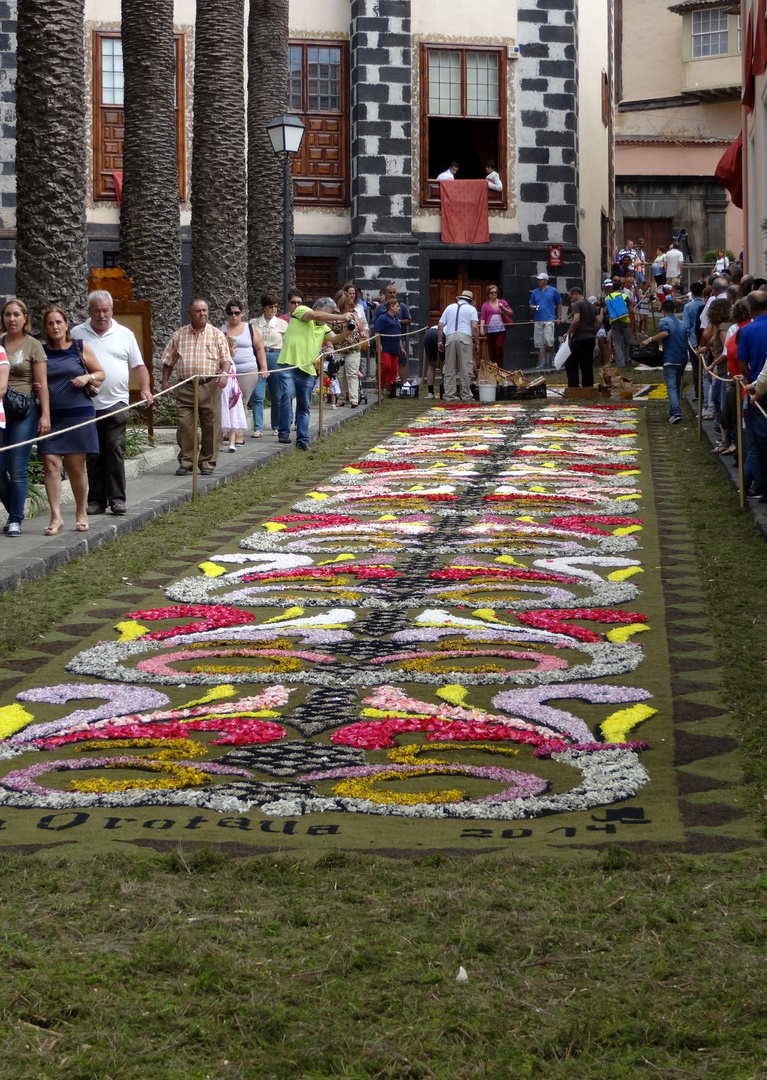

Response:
(72, 337), (101, 397)
(3, 386), (33, 419)
(500, 302), (514, 326)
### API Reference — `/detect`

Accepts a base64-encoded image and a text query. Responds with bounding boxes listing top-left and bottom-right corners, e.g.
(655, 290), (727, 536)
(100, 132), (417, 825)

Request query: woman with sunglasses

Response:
(221, 299), (267, 444)
(479, 285), (513, 366)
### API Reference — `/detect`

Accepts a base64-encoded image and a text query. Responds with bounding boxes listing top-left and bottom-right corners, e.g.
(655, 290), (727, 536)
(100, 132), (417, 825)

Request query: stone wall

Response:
(348, 0), (421, 322)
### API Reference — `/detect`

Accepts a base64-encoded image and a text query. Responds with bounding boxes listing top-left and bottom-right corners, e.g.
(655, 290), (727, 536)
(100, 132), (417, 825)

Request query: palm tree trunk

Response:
(191, 0), (248, 324)
(15, 0), (88, 329)
(247, 0), (290, 313)
(120, 0), (182, 374)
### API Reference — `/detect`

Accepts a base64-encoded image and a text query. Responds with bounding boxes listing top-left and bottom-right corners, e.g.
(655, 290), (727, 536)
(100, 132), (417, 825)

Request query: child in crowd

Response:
(636, 281), (650, 335)
(221, 336), (247, 451)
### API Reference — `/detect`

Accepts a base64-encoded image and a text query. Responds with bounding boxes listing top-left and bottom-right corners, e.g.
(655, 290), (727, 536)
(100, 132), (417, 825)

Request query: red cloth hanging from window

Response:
(755, 0), (767, 76)
(743, 7), (755, 112)
(714, 132), (743, 209)
(439, 180), (490, 245)
(111, 170), (123, 208)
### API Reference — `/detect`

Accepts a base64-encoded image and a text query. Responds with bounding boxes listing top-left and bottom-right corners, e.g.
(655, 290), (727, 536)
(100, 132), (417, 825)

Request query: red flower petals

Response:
(517, 608), (648, 642)
(128, 605), (255, 641)
(429, 567), (580, 584)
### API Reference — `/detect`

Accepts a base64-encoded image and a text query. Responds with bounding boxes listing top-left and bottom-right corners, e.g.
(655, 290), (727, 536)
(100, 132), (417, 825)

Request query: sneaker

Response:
(426, 392), (435, 399)
(199, 467), (215, 476)
(229, 446), (237, 452)
(278, 435), (291, 444)
(175, 466), (192, 476)
(668, 415), (681, 424)
(6, 522), (20, 537)
(87, 503), (106, 515)
(110, 501), (127, 516)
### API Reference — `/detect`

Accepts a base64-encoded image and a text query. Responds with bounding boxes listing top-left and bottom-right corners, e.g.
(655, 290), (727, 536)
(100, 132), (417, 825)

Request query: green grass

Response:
(1, 396), (767, 1079)
(1, 849), (766, 1079)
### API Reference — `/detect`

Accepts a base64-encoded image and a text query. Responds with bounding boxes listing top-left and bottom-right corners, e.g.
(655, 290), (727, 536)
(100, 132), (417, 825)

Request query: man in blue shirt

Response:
(641, 300), (687, 423)
(374, 299), (406, 393)
(373, 284), (411, 384)
(737, 290), (767, 497)
(529, 273), (562, 370)
(682, 281), (707, 409)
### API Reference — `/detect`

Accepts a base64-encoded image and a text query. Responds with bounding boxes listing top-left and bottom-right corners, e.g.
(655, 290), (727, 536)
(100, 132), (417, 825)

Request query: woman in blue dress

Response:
(41, 306), (104, 534)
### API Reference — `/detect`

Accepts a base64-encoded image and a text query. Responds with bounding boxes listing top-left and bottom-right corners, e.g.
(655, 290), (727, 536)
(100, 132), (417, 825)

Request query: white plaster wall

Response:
(411, 0), (515, 38)
(578, 1), (611, 296)
(294, 209), (350, 235)
(290, 0), (349, 34)
(619, 0), (682, 104)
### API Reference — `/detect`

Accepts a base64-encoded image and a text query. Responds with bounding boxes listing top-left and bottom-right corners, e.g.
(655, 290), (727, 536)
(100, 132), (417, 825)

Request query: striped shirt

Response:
(161, 324), (230, 380)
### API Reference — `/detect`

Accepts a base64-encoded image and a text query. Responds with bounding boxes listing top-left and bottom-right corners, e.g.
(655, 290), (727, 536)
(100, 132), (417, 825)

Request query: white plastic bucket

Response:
(478, 383), (497, 403)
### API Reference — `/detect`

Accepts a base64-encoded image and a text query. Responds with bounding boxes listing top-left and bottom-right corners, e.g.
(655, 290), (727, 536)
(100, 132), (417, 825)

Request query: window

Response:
(601, 70), (610, 127)
(93, 31), (186, 202)
(420, 44), (506, 209)
(691, 9), (729, 58)
(288, 40), (349, 206)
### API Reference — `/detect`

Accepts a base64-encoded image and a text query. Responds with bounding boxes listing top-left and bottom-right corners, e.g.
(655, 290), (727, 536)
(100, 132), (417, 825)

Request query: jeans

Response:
(688, 348), (710, 408)
(744, 397), (767, 495)
(611, 322), (631, 367)
(0, 404), (39, 524)
(252, 350), (283, 433)
(87, 403), (128, 508)
(279, 367), (314, 447)
(664, 364), (684, 419)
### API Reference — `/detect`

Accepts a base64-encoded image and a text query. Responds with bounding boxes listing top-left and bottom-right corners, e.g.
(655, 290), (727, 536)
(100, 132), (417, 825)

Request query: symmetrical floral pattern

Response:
(0, 402), (662, 824)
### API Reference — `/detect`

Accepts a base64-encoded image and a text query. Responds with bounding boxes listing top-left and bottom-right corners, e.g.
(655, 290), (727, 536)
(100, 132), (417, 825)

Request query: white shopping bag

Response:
(553, 337), (571, 370)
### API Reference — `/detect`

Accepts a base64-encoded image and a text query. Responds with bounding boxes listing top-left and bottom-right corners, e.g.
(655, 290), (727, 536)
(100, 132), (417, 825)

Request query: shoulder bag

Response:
(72, 337), (101, 397)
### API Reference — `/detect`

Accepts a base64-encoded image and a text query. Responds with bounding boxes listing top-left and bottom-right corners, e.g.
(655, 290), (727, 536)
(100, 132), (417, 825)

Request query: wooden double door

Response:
(429, 260), (502, 324)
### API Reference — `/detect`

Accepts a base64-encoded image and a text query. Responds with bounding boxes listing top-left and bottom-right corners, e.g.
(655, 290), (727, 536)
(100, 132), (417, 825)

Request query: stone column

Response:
(348, 0), (420, 317)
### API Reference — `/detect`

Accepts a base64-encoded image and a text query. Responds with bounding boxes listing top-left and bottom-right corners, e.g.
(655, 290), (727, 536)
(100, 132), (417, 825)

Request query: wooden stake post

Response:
(192, 376), (199, 504)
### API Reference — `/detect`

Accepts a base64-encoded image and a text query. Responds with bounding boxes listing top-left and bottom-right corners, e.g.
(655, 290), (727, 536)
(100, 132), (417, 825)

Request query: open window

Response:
(420, 44), (506, 209)
(288, 40), (349, 206)
(92, 30), (186, 203)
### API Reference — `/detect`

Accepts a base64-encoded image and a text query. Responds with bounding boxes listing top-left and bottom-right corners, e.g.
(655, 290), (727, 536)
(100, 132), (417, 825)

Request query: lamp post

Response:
(266, 114), (306, 313)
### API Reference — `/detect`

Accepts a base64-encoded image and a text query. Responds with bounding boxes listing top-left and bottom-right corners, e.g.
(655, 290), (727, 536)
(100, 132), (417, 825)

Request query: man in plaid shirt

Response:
(161, 299), (232, 476)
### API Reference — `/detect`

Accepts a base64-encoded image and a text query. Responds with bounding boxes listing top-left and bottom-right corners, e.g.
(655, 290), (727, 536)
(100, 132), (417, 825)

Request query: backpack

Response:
(605, 292), (629, 321)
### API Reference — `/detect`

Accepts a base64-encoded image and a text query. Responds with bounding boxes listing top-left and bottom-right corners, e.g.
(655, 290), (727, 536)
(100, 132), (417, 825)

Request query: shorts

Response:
(533, 321), (555, 349)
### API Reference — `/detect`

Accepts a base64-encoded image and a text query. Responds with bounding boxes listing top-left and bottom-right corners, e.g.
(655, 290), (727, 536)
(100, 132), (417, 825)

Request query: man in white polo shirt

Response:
(437, 289), (479, 402)
(72, 291), (153, 516)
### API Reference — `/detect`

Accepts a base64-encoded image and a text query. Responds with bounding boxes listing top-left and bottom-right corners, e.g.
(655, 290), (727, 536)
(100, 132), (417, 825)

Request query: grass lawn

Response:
(1, 394), (766, 1079)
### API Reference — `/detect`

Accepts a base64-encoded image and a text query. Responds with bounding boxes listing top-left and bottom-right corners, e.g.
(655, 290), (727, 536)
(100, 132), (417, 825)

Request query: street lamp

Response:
(266, 114), (306, 313)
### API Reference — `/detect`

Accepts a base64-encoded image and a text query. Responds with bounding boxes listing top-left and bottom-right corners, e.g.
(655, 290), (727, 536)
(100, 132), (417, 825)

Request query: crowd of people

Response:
(4, 248), (767, 535)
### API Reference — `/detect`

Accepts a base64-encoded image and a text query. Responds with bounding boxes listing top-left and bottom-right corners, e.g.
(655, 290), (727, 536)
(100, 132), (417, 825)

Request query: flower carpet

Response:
(0, 402), (754, 855)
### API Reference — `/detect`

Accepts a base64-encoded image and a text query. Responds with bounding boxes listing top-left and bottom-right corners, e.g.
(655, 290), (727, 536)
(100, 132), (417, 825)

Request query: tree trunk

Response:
(15, 0), (88, 330)
(247, 0), (290, 314)
(191, 0), (248, 324)
(120, 0), (182, 375)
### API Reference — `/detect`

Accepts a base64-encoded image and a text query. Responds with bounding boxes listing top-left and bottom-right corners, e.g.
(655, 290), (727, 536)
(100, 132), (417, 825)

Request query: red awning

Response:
(714, 132), (743, 209)
(111, 170), (123, 208)
(440, 180), (490, 245)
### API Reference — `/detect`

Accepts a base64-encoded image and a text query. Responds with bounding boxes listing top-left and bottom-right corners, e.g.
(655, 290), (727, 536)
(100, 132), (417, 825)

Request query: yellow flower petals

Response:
(114, 620), (149, 643)
(343, 467), (363, 474)
(306, 492), (329, 500)
(606, 623), (650, 643)
(613, 525), (643, 536)
(318, 554), (357, 564)
(436, 685), (470, 706)
(0, 703), (34, 739)
(262, 522), (287, 532)
(198, 562), (227, 578)
(495, 555), (525, 565)
(601, 703), (657, 742)
(182, 685), (236, 708)
(266, 607), (305, 622)
(607, 567), (644, 581)
(473, 608), (502, 622)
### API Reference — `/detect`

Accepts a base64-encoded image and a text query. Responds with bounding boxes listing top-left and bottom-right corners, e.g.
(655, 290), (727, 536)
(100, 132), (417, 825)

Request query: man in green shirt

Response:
(278, 297), (351, 450)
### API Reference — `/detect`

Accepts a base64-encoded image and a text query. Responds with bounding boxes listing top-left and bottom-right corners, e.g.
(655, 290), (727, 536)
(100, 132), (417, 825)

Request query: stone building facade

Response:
(0, 0), (613, 367)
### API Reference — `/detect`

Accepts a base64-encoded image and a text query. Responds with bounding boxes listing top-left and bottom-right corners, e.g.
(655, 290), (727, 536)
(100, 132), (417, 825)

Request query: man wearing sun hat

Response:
(437, 289), (479, 402)
(529, 272), (562, 370)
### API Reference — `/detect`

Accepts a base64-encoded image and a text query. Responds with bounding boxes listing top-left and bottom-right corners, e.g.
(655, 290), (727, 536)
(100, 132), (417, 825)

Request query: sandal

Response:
(721, 445), (737, 455)
(44, 521), (63, 536)
(251, 431), (262, 439)
(76, 521), (89, 532)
